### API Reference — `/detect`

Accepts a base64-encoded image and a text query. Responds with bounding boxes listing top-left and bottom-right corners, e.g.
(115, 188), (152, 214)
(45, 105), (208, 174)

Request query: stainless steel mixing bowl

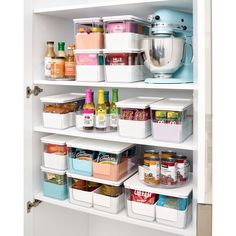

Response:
(141, 37), (185, 78)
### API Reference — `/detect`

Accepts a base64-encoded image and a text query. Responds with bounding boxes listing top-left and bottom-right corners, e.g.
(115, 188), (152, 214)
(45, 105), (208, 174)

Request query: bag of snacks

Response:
(131, 190), (157, 204)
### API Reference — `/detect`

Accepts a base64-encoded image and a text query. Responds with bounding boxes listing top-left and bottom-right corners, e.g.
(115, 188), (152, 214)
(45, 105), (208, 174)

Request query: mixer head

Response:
(148, 9), (193, 37)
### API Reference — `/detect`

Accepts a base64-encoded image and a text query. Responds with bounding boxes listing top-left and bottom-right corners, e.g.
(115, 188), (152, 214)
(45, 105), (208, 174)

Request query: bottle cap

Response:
(47, 41), (54, 44)
(58, 42), (65, 51)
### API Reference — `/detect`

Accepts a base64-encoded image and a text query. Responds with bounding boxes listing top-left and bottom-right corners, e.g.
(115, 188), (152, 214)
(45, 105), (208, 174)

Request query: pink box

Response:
(75, 33), (104, 49)
(93, 159), (129, 181)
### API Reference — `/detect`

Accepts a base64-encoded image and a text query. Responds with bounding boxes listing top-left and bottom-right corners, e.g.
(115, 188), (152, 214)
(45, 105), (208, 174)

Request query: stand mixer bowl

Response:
(141, 37), (185, 78)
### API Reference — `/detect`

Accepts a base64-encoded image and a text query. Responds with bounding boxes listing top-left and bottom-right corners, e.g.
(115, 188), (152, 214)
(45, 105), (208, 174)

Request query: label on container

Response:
(65, 61), (76, 77)
(76, 54), (98, 65)
(110, 113), (118, 128)
(96, 114), (107, 128)
(177, 162), (189, 182)
(44, 57), (52, 77)
(83, 113), (94, 127)
(144, 160), (160, 185)
(161, 162), (177, 185)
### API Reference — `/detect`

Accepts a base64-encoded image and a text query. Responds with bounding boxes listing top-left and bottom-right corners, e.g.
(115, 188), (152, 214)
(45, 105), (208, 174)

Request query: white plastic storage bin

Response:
(156, 193), (192, 228)
(116, 97), (163, 138)
(41, 93), (85, 129)
(41, 135), (75, 170)
(74, 49), (104, 82)
(103, 49), (144, 83)
(126, 189), (158, 222)
(150, 98), (193, 143)
(103, 15), (150, 50)
(74, 17), (104, 49)
(93, 185), (125, 214)
(68, 176), (101, 207)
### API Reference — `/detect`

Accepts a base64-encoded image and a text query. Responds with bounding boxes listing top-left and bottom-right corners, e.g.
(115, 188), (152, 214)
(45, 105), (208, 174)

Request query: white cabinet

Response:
(24, 0), (212, 236)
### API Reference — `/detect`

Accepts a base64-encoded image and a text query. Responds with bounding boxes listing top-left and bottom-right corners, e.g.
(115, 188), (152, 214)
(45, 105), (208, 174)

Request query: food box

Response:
(74, 49), (104, 82)
(41, 134), (75, 170)
(116, 97), (164, 138)
(103, 15), (150, 49)
(40, 93), (85, 129)
(74, 17), (104, 49)
(41, 166), (68, 200)
(103, 49), (144, 83)
(150, 98), (193, 143)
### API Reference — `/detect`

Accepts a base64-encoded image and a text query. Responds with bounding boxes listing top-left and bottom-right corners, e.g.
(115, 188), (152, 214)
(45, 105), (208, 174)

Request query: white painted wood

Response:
(34, 126), (195, 150)
(35, 192), (194, 236)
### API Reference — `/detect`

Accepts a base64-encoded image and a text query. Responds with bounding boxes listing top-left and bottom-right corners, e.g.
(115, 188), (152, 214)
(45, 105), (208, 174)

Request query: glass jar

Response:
(50, 57), (65, 79)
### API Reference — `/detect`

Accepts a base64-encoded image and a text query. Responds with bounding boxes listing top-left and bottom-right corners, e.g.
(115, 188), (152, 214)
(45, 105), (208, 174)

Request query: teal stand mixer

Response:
(141, 9), (193, 84)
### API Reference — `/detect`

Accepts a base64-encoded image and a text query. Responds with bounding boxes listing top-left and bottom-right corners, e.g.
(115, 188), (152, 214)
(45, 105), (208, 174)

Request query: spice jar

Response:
(174, 154), (190, 183)
(144, 153), (160, 186)
(50, 57), (65, 79)
(160, 157), (177, 186)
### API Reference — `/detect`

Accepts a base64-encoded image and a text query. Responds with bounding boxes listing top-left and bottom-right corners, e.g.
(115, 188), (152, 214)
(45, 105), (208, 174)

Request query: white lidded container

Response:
(41, 135), (75, 171)
(116, 97), (164, 138)
(41, 93), (85, 129)
(74, 49), (104, 82)
(103, 49), (144, 83)
(103, 15), (150, 50)
(150, 98), (193, 143)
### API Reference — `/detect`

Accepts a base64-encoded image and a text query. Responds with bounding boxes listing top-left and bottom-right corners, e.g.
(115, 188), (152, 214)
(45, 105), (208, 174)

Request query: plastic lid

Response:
(41, 134), (76, 145)
(74, 49), (103, 54)
(150, 98), (193, 111)
(73, 17), (103, 24)
(116, 97), (164, 109)
(102, 15), (151, 26)
(41, 166), (66, 175)
(67, 137), (134, 154)
(103, 49), (141, 53)
(40, 93), (85, 104)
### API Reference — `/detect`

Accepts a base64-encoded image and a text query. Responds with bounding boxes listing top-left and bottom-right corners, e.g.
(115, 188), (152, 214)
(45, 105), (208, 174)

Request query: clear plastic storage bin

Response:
(150, 98), (193, 143)
(116, 97), (164, 138)
(93, 184), (125, 214)
(41, 134), (75, 170)
(103, 15), (150, 49)
(40, 93), (85, 129)
(74, 18), (104, 49)
(41, 166), (68, 200)
(68, 176), (101, 207)
(67, 138), (137, 180)
(103, 49), (144, 83)
(74, 49), (104, 82)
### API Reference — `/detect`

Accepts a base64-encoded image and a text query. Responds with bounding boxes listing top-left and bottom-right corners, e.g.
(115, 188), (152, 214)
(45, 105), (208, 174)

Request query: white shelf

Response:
(34, 126), (195, 150)
(35, 192), (194, 236)
(34, 80), (197, 90)
(33, 0), (192, 19)
(124, 173), (193, 198)
(67, 168), (138, 186)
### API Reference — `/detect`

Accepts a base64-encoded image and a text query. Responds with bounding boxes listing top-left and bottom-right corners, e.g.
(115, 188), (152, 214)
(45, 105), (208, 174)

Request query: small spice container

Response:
(40, 93), (85, 129)
(160, 157), (177, 186)
(74, 49), (104, 82)
(41, 166), (68, 200)
(103, 49), (144, 83)
(174, 154), (190, 184)
(103, 15), (150, 50)
(68, 175), (101, 207)
(74, 17), (104, 49)
(116, 97), (163, 139)
(93, 184), (125, 214)
(150, 98), (193, 143)
(41, 134), (75, 170)
(50, 57), (65, 80)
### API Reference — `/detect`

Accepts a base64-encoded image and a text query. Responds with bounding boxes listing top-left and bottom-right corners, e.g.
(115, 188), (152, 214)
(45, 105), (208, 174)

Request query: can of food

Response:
(144, 155), (160, 186)
(51, 57), (65, 79)
(144, 150), (159, 157)
(175, 154), (190, 183)
(160, 157), (177, 186)
(161, 150), (177, 158)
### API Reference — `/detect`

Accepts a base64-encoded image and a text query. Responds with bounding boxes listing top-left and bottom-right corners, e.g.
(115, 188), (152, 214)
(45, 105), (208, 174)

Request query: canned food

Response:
(160, 157), (177, 186)
(161, 150), (177, 158)
(51, 57), (65, 79)
(144, 155), (160, 186)
(144, 150), (159, 157)
(175, 154), (190, 183)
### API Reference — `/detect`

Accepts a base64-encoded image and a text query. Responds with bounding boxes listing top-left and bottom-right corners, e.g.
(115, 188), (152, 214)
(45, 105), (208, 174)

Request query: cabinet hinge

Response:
(27, 199), (41, 213)
(26, 86), (43, 98)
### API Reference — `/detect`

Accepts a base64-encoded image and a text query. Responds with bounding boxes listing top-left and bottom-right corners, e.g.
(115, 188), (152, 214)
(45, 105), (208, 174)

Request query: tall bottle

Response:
(104, 91), (110, 114)
(96, 89), (107, 131)
(65, 44), (76, 79)
(44, 41), (56, 78)
(83, 89), (95, 130)
(110, 89), (119, 130)
(57, 42), (66, 58)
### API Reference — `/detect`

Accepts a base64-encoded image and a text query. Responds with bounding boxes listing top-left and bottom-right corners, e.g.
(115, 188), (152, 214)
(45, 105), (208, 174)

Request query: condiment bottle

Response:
(110, 89), (119, 130)
(44, 41), (56, 78)
(104, 91), (110, 114)
(82, 89), (95, 130)
(65, 44), (76, 79)
(96, 89), (107, 131)
(57, 42), (66, 58)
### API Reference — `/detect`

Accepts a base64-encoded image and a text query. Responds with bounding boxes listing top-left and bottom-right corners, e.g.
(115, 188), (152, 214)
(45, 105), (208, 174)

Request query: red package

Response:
(131, 190), (157, 204)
